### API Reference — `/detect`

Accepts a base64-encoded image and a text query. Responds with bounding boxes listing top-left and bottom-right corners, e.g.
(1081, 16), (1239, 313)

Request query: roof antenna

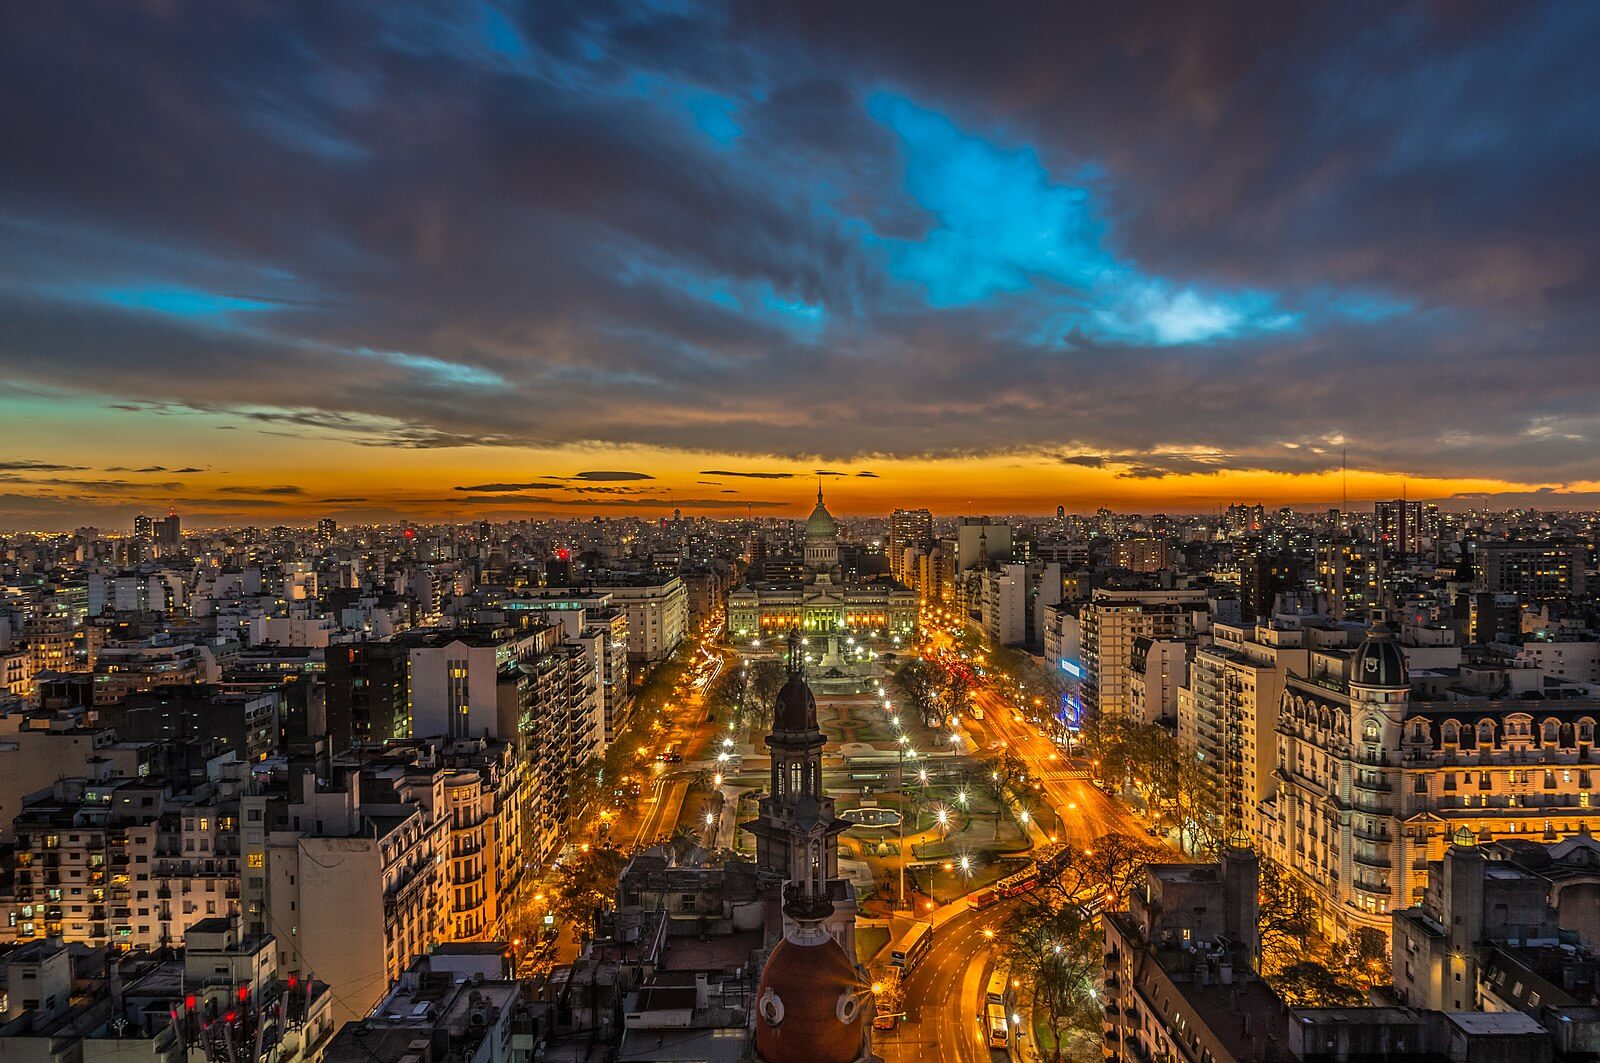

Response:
(1341, 448), (1348, 522)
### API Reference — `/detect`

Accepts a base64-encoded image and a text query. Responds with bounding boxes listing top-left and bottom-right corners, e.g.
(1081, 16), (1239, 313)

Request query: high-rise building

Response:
(1112, 534), (1172, 573)
(1316, 537), (1377, 620)
(132, 513), (152, 538)
(978, 563), (1028, 646)
(1375, 499), (1425, 555)
(154, 512), (181, 547)
(1080, 588), (1209, 720)
(887, 507), (933, 582)
(1473, 540), (1585, 599)
(1240, 551), (1300, 620)
(325, 641), (413, 748)
(1179, 616), (1354, 834)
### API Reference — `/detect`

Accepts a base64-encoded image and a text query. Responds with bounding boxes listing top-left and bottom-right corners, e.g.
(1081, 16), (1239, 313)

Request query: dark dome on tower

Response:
(773, 673), (818, 732)
(1351, 624), (1408, 689)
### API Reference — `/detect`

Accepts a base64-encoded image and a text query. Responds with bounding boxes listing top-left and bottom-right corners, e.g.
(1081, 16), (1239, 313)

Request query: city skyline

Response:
(2, 4), (1599, 528)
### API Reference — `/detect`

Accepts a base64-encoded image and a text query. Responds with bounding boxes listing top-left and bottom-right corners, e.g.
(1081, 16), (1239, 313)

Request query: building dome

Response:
(1351, 624), (1408, 689)
(773, 673), (818, 732)
(753, 922), (871, 1063)
(805, 487), (838, 541)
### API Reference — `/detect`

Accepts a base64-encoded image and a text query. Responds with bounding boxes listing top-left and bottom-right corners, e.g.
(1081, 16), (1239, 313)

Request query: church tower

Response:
(741, 635), (857, 949)
(747, 634), (874, 1063)
(745, 635), (849, 878)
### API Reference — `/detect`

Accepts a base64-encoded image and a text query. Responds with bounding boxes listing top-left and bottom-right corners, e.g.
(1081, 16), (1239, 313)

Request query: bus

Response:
(968, 887), (999, 910)
(997, 871), (1039, 898)
(890, 922), (933, 973)
(985, 1003), (1009, 1048)
(984, 967), (1010, 1007)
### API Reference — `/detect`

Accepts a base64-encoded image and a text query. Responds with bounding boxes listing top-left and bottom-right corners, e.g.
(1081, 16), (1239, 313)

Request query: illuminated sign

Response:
(1059, 659), (1083, 678)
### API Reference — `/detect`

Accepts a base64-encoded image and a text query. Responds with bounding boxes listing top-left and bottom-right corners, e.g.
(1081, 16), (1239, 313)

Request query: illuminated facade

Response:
(1261, 626), (1600, 943)
(727, 488), (916, 640)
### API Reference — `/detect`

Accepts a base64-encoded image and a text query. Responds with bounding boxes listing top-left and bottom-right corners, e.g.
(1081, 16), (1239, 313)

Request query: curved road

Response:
(880, 900), (1014, 1063)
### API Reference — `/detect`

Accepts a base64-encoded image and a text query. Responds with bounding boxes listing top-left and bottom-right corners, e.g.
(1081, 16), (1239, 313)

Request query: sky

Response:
(2, 2), (1599, 530)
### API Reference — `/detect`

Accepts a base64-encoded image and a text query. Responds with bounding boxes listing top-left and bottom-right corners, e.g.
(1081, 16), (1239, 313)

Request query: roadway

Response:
(968, 684), (1147, 846)
(879, 901), (1013, 1063)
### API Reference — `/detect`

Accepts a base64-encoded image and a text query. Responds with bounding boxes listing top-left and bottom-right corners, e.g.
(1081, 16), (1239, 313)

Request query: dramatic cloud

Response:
(0, 0), (1596, 514)
(456, 482), (568, 492)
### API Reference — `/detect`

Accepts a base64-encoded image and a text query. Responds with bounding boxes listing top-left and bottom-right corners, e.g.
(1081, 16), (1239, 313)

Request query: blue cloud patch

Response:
(866, 93), (1302, 346)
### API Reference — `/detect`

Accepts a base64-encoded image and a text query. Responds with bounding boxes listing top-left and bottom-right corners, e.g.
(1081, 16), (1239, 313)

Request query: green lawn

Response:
(856, 925), (891, 963)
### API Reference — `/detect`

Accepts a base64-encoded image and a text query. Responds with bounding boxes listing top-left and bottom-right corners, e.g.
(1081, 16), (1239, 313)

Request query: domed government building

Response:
(727, 486), (917, 646)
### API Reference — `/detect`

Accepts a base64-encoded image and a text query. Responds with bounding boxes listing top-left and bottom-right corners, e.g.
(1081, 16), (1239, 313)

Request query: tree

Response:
(564, 754), (607, 825)
(1256, 857), (1318, 976)
(942, 668), (970, 722)
(1002, 900), (1101, 1061)
(1031, 831), (1166, 915)
(1168, 754), (1222, 856)
(550, 844), (630, 928)
(704, 665), (742, 719)
(744, 659), (787, 722)
(1334, 927), (1391, 993)
(978, 749), (1029, 837)
(1269, 961), (1367, 1008)
(892, 658), (942, 727)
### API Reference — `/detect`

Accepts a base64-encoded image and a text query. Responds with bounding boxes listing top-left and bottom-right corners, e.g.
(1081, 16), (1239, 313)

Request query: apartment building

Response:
(267, 775), (445, 1024)
(1081, 588), (1209, 720)
(89, 636), (221, 704)
(595, 576), (688, 664)
(978, 563), (1028, 646)
(0, 709), (149, 843)
(1474, 540), (1585, 600)
(1180, 615), (1356, 834)
(1128, 636), (1190, 730)
(10, 777), (243, 950)
(324, 639), (413, 748)
(1261, 626), (1600, 944)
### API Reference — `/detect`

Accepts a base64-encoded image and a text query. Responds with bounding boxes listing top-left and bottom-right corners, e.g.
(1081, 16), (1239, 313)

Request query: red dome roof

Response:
(753, 931), (869, 1063)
